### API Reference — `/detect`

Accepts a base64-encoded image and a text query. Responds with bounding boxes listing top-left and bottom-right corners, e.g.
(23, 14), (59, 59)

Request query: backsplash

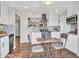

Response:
(0, 24), (14, 35)
(48, 26), (60, 32)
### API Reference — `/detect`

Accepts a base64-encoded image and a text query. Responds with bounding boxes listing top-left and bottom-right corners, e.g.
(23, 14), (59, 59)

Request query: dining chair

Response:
(50, 33), (68, 57)
(28, 34), (44, 58)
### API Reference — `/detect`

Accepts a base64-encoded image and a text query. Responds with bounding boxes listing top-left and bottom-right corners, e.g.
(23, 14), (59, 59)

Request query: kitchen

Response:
(0, 1), (79, 58)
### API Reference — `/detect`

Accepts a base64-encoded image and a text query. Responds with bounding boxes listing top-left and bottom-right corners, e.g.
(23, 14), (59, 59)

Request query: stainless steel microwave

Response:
(66, 15), (77, 24)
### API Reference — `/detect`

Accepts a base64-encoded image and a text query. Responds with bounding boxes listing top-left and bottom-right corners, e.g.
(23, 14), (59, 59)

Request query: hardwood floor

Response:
(6, 36), (78, 58)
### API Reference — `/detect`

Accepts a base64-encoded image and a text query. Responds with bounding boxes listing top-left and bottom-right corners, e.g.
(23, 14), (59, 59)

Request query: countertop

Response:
(66, 32), (77, 35)
(0, 34), (8, 38)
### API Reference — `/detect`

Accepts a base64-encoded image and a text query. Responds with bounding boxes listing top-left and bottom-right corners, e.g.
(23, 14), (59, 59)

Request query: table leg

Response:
(46, 43), (51, 58)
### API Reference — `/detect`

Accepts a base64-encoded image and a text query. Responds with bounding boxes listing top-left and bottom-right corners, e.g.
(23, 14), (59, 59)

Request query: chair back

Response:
(51, 32), (60, 39)
(28, 34), (32, 46)
(60, 33), (68, 48)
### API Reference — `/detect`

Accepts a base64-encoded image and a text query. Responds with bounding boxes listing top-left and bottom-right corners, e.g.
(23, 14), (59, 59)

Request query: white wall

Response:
(8, 7), (15, 25)
(15, 21), (20, 36)
(20, 16), (29, 43)
(15, 16), (20, 36)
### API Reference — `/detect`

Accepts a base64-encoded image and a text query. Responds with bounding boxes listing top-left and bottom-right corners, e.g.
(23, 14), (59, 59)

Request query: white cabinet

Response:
(65, 34), (77, 54)
(67, 2), (76, 16)
(0, 36), (9, 58)
(51, 32), (60, 39)
(1, 2), (9, 24)
(47, 14), (59, 26)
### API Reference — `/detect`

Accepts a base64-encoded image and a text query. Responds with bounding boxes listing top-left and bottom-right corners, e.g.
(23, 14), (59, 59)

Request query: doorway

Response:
(15, 15), (20, 48)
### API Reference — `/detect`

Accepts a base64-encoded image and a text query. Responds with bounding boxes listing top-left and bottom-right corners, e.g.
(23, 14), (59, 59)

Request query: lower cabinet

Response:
(51, 32), (60, 39)
(65, 34), (77, 54)
(0, 36), (9, 58)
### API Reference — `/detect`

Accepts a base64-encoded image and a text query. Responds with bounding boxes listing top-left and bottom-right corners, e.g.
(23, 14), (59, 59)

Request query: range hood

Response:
(42, 14), (47, 22)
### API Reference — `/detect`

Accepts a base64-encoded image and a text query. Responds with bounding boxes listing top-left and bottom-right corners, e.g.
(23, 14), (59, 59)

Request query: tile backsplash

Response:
(48, 26), (60, 32)
(0, 24), (14, 35)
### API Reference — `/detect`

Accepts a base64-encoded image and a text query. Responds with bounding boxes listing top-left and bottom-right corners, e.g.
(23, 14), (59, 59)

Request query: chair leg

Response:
(42, 52), (44, 58)
(62, 49), (65, 57)
(55, 49), (58, 58)
(29, 52), (32, 58)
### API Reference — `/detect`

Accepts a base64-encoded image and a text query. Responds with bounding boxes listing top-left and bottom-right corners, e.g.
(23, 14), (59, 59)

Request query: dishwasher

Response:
(9, 34), (14, 53)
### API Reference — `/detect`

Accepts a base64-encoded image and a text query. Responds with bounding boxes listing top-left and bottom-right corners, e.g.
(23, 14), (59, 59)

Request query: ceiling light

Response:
(56, 10), (59, 12)
(24, 6), (27, 8)
(45, 1), (50, 5)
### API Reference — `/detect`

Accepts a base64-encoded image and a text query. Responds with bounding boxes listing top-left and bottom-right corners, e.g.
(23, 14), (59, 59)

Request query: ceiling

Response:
(6, 1), (78, 16)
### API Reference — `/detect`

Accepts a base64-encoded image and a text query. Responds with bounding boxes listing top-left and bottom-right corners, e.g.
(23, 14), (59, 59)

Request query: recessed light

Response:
(24, 6), (27, 8)
(45, 1), (50, 5)
(56, 10), (59, 12)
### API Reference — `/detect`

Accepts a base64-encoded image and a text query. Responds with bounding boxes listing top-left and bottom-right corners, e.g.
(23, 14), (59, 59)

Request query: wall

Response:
(8, 7), (15, 25)
(15, 16), (20, 36)
(15, 21), (20, 36)
(20, 16), (29, 43)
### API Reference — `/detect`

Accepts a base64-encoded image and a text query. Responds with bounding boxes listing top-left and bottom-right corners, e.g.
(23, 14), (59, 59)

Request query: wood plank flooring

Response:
(6, 36), (78, 58)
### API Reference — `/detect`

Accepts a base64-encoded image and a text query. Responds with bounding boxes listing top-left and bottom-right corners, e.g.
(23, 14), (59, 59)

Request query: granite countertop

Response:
(0, 34), (8, 38)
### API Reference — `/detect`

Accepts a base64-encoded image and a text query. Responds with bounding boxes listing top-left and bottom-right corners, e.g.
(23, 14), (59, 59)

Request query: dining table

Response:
(37, 37), (61, 57)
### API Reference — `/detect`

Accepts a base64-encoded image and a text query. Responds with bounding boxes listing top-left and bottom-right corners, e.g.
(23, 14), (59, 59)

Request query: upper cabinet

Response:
(1, 2), (9, 24)
(67, 2), (76, 17)
(0, 2), (15, 25)
(47, 13), (59, 26)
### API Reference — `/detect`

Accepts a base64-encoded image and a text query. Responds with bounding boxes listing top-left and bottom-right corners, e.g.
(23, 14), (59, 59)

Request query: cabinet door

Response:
(1, 37), (6, 58)
(1, 2), (9, 24)
(4, 36), (9, 56)
(70, 35), (77, 54)
(65, 34), (77, 54)
(1, 36), (9, 58)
